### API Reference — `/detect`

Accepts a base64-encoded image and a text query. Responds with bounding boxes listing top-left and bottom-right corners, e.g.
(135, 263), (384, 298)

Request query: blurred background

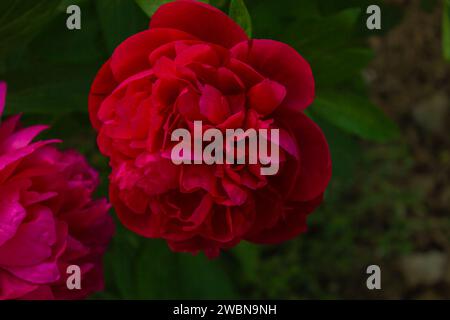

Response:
(0, 0), (449, 299)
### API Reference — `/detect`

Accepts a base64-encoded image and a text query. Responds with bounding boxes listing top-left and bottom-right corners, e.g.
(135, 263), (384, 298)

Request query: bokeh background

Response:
(0, 0), (449, 299)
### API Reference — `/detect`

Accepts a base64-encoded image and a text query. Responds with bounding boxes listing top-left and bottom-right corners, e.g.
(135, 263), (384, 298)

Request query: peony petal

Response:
(203, 205), (234, 243)
(0, 140), (59, 172)
(231, 40), (315, 112)
(0, 125), (48, 152)
(281, 111), (332, 201)
(51, 262), (104, 300)
(180, 194), (214, 231)
(227, 58), (264, 89)
(175, 44), (223, 67)
(181, 165), (219, 196)
(6, 261), (60, 285)
(63, 235), (90, 261)
(221, 178), (247, 206)
(6, 221), (67, 285)
(110, 183), (160, 238)
(0, 114), (21, 142)
(246, 187), (283, 236)
(199, 85), (230, 124)
(215, 67), (245, 94)
(0, 206), (57, 267)
(18, 285), (54, 300)
(110, 28), (195, 82)
(0, 268), (38, 300)
(88, 60), (118, 131)
(0, 186), (26, 246)
(247, 195), (323, 244)
(176, 87), (203, 121)
(150, 0), (248, 48)
(248, 79), (286, 115)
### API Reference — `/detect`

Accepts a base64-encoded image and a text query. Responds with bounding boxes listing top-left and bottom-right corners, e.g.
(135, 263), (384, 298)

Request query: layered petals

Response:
(0, 85), (114, 300)
(280, 111), (332, 202)
(88, 0), (330, 257)
(150, 0), (248, 48)
(231, 39), (315, 112)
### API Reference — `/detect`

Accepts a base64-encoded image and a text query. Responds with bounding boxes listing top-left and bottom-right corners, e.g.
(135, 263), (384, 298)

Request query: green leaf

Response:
(29, 2), (105, 65)
(232, 242), (260, 282)
(229, 0), (252, 37)
(421, 0), (439, 13)
(297, 8), (361, 51)
(177, 253), (237, 299)
(313, 117), (362, 191)
(0, 0), (60, 58)
(108, 240), (137, 299)
(102, 230), (237, 299)
(1, 1), (107, 117)
(209, 0), (227, 10)
(135, 0), (170, 18)
(135, 0), (209, 18)
(311, 48), (374, 87)
(443, 0), (450, 60)
(312, 92), (400, 142)
(100, 223), (142, 299)
(96, 0), (148, 54)
(134, 240), (237, 299)
(4, 64), (99, 115)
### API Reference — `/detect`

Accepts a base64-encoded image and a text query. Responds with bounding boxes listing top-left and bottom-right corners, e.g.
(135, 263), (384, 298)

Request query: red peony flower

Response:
(89, 0), (331, 258)
(0, 82), (114, 300)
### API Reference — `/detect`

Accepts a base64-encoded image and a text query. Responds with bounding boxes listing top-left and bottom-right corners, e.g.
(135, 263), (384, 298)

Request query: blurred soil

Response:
(367, 0), (450, 299)
(231, 0), (449, 300)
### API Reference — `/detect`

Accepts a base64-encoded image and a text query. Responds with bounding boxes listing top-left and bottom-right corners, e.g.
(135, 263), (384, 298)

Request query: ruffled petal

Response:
(231, 39), (315, 112)
(247, 195), (323, 244)
(0, 206), (56, 267)
(248, 79), (286, 115)
(0, 184), (26, 246)
(150, 0), (248, 48)
(110, 28), (195, 82)
(88, 60), (118, 130)
(280, 112), (332, 201)
(110, 183), (160, 238)
(0, 125), (48, 152)
(0, 269), (37, 300)
(199, 85), (230, 124)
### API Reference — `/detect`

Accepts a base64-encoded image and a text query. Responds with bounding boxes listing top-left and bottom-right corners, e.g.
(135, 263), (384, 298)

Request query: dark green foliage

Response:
(229, 0), (252, 37)
(0, 0), (61, 60)
(443, 0), (450, 60)
(246, 0), (399, 142)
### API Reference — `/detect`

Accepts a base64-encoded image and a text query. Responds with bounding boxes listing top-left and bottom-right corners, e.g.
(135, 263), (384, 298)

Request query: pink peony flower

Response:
(0, 82), (114, 300)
